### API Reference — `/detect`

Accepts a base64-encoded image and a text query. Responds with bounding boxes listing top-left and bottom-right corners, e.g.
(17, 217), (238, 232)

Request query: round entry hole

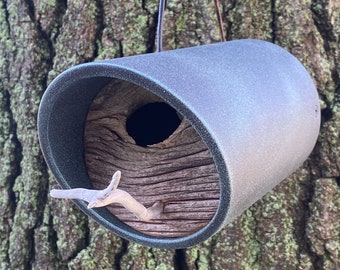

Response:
(126, 102), (181, 147)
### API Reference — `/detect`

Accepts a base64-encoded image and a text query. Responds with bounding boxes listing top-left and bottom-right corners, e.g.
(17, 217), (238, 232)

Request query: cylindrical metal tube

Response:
(38, 39), (320, 248)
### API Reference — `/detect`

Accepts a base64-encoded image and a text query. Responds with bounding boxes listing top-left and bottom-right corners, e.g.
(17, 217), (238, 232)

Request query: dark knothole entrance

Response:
(126, 102), (181, 147)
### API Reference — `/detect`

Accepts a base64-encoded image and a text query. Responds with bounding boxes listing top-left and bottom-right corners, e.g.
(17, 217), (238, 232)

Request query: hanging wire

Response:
(156, 0), (225, 52)
(214, 0), (226, 42)
(156, 0), (166, 52)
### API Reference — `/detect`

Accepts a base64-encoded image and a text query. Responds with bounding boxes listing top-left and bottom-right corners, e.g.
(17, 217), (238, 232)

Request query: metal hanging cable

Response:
(156, 0), (166, 52)
(156, 0), (225, 52)
(214, 0), (225, 42)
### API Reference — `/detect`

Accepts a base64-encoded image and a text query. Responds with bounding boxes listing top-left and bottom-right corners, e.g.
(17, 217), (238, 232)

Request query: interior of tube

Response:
(84, 78), (220, 237)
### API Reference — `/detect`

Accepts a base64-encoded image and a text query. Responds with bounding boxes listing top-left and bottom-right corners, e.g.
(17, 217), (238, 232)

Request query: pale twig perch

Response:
(50, 171), (163, 222)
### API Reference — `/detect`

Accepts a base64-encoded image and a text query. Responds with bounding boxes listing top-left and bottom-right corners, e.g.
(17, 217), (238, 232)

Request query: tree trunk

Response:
(0, 0), (339, 269)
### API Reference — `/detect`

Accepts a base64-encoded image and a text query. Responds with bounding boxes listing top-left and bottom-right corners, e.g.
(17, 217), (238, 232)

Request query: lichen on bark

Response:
(307, 178), (340, 269)
(0, 0), (339, 269)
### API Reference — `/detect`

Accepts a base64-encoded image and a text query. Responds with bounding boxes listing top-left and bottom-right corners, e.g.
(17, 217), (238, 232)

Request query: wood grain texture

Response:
(84, 79), (220, 237)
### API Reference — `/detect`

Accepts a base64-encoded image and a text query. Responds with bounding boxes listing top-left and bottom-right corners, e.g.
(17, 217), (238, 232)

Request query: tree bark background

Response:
(0, 0), (339, 269)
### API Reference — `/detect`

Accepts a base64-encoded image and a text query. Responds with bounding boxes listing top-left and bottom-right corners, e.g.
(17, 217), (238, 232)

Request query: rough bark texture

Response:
(0, 0), (339, 269)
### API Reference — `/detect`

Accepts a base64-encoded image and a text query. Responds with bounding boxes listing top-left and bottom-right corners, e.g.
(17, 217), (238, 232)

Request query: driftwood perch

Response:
(50, 171), (164, 222)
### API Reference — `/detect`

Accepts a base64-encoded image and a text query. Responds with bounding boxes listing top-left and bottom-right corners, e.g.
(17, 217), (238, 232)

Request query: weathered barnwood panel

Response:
(84, 79), (220, 237)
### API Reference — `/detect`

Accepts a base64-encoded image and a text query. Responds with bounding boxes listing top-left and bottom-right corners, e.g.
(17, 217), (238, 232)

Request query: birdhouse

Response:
(38, 39), (320, 249)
